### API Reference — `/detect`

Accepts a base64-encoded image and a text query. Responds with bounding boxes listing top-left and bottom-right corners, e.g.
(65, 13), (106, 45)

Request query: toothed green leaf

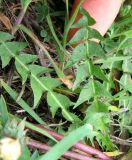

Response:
(87, 41), (105, 58)
(69, 43), (87, 65)
(0, 42), (27, 67)
(47, 91), (74, 121)
(0, 95), (9, 126)
(21, 0), (32, 9)
(74, 80), (93, 108)
(31, 77), (61, 108)
(73, 63), (89, 90)
(0, 32), (14, 42)
(15, 54), (38, 84)
(28, 64), (52, 76)
(89, 61), (108, 82)
(94, 81), (111, 97)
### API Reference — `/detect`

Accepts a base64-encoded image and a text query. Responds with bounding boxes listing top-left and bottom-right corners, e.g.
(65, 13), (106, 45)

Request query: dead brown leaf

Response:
(60, 78), (73, 89)
(0, 13), (13, 31)
(57, 76), (73, 89)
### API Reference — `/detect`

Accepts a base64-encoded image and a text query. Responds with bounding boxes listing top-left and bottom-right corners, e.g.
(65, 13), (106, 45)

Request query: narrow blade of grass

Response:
(1, 80), (44, 124)
(38, 124), (92, 160)
(0, 95), (9, 126)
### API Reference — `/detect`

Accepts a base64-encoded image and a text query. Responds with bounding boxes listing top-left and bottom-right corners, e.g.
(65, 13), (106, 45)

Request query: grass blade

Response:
(0, 95), (9, 126)
(1, 80), (44, 124)
(38, 124), (92, 160)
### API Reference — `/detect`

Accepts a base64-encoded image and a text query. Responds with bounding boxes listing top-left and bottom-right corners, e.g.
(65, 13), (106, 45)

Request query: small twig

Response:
(110, 135), (132, 146)
(111, 123), (132, 130)
(12, 9), (25, 35)
(4, 0), (33, 52)
(110, 108), (129, 116)
(7, 60), (15, 86)
(12, 0), (32, 35)
(16, 84), (26, 103)
(28, 139), (100, 160)
(16, 110), (26, 113)
(126, 139), (132, 143)
(127, 137), (132, 141)
(46, 121), (67, 127)
(23, 16), (48, 67)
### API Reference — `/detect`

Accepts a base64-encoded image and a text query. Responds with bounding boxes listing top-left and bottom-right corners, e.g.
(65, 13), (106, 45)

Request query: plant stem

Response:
(65, 0), (69, 21)
(45, 0), (68, 69)
(28, 139), (100, 160)
(46, 15), (66, 55)
(10, 113), (111, 159)
(32, 125), (111, 160)
(12, 0), (32, 34)
(12, 9), (25, 34)
(63, 0), (84, 47)
(20, 24), (65, 78)
(11, 115), (57, 142)
(85, 38), (99, 110)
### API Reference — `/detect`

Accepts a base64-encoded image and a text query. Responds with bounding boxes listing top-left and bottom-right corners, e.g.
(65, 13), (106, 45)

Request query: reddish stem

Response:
(12, 9), (25, 34)
(28, 139), (101, 160)
(32, 125), (112, 160)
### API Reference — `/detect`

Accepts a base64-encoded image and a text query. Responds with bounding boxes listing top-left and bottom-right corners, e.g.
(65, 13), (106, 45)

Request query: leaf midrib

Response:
(2, 42), (73, 121)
